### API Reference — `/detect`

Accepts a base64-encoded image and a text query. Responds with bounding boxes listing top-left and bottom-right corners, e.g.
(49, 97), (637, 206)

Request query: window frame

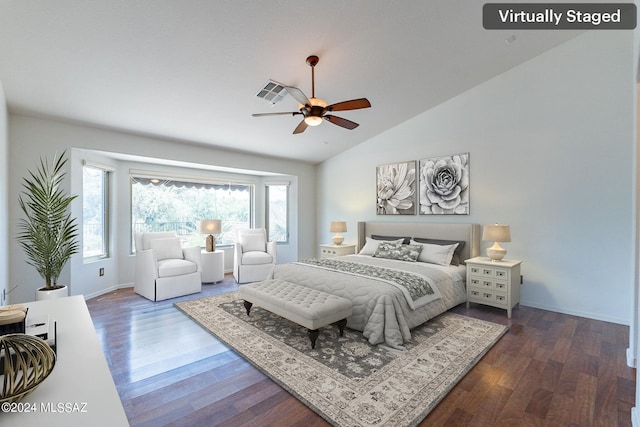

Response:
(265, 183), (289, 244)
(82, 163), (110, 261)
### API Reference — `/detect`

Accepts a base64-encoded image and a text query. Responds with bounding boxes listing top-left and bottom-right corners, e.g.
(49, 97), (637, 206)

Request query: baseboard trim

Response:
(628, 348), (637, 368)
(520, 301), (629, 326)
(82, 283), (133, 301)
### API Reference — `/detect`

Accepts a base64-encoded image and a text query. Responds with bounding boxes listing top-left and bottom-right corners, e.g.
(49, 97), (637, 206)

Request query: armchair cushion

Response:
(158, 258), (198, 278)
(141, 232), (178, 250)
(241, 251), (274, 266)
(149, 238), (183, 261)
(239, 229), (266, 252)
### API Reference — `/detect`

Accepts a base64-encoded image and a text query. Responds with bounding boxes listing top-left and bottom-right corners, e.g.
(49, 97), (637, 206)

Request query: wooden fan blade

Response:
(252, 111), (299, 117)
(285, 86), (310, 106)
(326, 98), (371, 112)
(293, 119), (308, 134)
(325, 115), (359, 130)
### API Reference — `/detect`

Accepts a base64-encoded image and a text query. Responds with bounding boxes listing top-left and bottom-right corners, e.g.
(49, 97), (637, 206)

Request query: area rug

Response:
(175, 292), (507, 426)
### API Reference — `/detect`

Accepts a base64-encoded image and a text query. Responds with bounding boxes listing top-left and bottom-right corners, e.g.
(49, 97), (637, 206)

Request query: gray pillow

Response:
(371, 234), (411, 245)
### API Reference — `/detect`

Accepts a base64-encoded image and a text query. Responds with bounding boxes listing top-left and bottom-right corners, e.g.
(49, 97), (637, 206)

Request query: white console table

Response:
(1, 295), (129, 427)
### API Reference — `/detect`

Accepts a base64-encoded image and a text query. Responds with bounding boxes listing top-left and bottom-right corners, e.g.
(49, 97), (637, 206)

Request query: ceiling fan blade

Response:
(252, 111), (299, 117)
(325, 115), (359, 130)
(326, 98), (371, 112)
(292, 119), (308, 134)
(285, 86), (310, 106)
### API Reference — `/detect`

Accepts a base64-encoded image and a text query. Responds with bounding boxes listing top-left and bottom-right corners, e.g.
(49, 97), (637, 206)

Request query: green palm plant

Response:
(17, 151), (79, 290)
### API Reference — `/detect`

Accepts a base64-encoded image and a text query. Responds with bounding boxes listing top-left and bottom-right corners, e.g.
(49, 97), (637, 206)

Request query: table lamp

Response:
(330, 221), (347, 245)
(200, 219), (222, 252)
(482, 224), (511, 261)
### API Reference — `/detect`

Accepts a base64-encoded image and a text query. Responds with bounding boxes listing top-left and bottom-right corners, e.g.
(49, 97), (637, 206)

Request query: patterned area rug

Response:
(175, 291), (507, 427)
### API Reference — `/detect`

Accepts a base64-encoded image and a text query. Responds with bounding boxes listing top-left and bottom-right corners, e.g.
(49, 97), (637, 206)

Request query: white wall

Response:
(0, 81), (8, 305)
(318, 30), (635, 325)
(9, 116), (317, 303)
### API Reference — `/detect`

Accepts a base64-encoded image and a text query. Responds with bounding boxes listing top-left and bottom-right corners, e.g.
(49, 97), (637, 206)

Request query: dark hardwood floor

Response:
(86, 275), (636, 426)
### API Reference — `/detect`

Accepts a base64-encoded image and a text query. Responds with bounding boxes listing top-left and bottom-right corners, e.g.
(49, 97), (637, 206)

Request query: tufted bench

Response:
(239, 279), (352, 349)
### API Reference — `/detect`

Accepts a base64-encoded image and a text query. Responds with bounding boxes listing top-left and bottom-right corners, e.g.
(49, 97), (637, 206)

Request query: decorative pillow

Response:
(373, 242), (423, 262)
(359, 237), (404, 256)
(371, 234), (411, 245)
(412, 238), (466, 266)
(239, 229), (266, 252)
(149, 238), (183, 261)
(410, 240), (458, 266)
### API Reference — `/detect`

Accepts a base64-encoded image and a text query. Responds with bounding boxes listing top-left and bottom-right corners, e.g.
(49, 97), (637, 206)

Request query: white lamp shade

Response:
(329, 221), (347, 233)
(482, 224), (511, 242)
(200, 219), (221, 234)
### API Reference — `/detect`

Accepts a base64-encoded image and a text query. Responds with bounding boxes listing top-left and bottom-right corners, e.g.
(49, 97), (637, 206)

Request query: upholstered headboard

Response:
(357, 221), (480, 263)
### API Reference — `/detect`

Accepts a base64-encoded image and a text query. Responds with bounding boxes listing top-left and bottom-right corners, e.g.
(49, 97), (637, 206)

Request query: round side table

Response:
(201, 249), (224, 283)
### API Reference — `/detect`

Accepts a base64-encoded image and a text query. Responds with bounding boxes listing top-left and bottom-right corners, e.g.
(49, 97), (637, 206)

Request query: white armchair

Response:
(134, 232), (202, 301)
(233, 228), (276, 284)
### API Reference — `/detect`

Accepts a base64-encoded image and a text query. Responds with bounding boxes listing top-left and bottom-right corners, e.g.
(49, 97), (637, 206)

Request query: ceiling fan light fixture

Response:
(304, 115), (323, 126)
(309, 97), (327, 108)
(298, 97), (328, 110)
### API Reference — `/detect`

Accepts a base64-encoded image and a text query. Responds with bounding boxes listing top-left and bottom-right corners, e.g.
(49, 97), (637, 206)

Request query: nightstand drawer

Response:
(471, 266), (510, 280)
(320, 244), (356, 258)
(469, 278), (508, 292)
(468, 290), (508, 307)
(321, 247), (338, 257)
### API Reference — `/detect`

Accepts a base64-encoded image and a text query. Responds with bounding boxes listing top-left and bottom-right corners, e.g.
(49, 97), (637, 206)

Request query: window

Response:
(265, 184), (288, 243)
(131, 174), (252, 250)
(83, 165), (110, 259)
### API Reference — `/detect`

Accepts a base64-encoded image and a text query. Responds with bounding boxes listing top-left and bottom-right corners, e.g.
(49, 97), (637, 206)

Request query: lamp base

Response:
(206, 235), (216, 252)
(332, 233), (344, 245)
(486, 242), (506, 261)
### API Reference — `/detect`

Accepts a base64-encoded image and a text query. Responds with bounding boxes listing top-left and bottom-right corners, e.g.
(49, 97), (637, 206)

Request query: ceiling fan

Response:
(252, 55), (371, 134)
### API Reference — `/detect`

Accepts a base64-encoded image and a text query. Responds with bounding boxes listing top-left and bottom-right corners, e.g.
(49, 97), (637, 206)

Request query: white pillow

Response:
(359, 237), (404, 256)
(410, 239), (459, 266)
(239, 229), (266, 252)
(149, 238), (183, 261)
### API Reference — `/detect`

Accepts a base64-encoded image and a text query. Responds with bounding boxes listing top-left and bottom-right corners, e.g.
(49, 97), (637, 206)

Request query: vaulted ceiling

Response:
(0, 1), (581, 164)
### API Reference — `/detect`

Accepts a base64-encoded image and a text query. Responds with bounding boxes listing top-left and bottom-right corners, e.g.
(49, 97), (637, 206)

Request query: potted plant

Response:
(17, 151), (79, 300)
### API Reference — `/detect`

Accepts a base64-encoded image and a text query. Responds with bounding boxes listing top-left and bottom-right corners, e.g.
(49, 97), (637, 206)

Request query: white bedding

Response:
(272, 254), (467, 349)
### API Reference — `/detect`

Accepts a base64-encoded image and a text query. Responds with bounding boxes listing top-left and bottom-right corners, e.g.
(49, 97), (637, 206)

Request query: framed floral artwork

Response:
(376, 161), (417, 215)
(419, 153), (469, 215)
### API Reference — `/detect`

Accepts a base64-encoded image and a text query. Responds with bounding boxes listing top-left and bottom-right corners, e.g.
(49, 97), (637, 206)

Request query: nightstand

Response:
(201, 250), (224, 283)
(465, 256), (522, 318)
(320, 244), (356, 258)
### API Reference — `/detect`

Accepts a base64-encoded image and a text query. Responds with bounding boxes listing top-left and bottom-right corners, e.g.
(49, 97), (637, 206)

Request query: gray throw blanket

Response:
(296, 257), (442, 309)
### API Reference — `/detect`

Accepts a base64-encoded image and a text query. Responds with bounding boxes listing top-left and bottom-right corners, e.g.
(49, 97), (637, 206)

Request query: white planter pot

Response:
(35, 285), (69, 301)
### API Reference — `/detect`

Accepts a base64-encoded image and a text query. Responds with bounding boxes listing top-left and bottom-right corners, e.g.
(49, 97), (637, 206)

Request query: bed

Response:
(272, 221), (480, 349)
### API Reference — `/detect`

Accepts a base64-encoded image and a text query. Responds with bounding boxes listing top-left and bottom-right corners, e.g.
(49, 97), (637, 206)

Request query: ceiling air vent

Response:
(256, 80), (288, 105)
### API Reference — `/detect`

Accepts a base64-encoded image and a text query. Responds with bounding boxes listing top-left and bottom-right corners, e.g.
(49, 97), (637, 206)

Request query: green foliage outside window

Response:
(131, 177), (251, 249)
